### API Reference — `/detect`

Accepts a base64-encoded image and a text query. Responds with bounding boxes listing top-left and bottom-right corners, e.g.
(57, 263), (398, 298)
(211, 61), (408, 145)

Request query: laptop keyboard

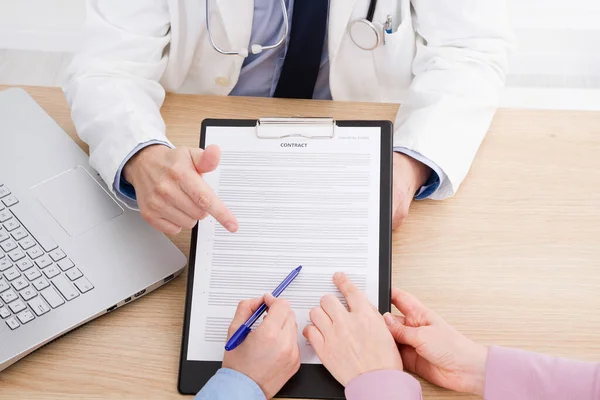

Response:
(0, 183), (94, 331)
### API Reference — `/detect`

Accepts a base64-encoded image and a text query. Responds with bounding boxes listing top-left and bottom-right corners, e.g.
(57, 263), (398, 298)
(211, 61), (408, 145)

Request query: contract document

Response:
(185, 121), (385, 364)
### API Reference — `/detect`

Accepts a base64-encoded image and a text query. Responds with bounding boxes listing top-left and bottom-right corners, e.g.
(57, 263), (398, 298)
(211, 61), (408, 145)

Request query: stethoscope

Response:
(206, 0), (385, 57)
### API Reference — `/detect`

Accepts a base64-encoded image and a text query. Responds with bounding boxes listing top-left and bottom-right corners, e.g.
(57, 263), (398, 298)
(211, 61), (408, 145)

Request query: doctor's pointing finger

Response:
(123, 144), (238, 235)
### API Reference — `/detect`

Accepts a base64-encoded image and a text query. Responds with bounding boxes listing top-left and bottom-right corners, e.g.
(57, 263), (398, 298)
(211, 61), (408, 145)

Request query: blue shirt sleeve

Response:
(393, 147), (445, 200)
(195, 368), (266, 400)
(112, 140), (173, 209)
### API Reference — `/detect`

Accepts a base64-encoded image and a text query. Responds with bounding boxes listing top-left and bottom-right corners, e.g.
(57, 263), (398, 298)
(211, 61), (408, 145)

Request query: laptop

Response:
(0, 88), (187, 372)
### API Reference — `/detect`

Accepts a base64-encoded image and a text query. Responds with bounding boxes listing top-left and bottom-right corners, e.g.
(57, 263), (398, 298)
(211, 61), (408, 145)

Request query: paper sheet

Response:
(186, 124), (381, 364)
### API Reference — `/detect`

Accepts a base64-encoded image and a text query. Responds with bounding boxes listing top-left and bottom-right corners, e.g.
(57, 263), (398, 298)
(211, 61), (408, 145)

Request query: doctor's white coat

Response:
(64, 0), (513, 200)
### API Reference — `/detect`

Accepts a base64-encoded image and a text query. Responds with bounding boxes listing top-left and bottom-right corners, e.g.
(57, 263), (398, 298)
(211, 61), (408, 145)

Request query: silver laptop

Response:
(0, 88), (187, 371)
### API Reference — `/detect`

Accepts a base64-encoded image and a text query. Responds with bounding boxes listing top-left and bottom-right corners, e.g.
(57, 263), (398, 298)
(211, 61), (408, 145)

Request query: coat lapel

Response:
(328, 0), (360, 63)
(213, 0), (254, 54)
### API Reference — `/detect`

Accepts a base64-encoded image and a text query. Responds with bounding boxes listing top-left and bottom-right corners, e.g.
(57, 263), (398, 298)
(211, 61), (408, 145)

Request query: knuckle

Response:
(147, 195), (162, 211)
(237, 299), (250, 311)
(282, 343), (294, 357)
(302, 324), (311, 339)
(195, 192), (213, 210)
(423, 309), (436, 324)
(167, 164), (185, 181)
(155, 181), (171, 199)
(263, 328), (278, 342)
(393, 323), (407, 339)
(413, 327), (425, 343)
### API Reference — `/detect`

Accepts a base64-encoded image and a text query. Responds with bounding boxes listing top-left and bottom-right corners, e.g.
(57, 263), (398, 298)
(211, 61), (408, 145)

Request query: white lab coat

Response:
(64, 0), (513, 200)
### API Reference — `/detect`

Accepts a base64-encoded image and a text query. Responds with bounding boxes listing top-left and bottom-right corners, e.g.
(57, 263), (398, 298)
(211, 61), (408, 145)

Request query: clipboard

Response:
(178, 118), (393, 399)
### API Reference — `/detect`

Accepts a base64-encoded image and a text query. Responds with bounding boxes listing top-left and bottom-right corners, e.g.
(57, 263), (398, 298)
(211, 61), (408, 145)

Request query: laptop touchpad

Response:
(31, 166), (123, 237)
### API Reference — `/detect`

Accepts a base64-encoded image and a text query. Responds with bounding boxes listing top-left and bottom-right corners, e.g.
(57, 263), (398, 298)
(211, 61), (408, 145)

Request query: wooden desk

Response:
(1, 86), (599, 400)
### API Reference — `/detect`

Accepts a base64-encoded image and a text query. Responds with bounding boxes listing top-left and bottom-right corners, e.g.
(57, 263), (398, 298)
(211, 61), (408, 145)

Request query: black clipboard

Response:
(178, 118), (393, 399)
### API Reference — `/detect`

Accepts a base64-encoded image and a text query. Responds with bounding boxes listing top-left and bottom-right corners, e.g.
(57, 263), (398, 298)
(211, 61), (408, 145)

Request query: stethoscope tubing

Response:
(206, 0), (380, 56)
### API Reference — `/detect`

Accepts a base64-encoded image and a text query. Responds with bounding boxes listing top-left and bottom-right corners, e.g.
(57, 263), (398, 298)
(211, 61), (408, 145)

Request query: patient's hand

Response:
(385, 288), (489, 396)
(303, 273), (403, 386)
(223, 295), (300, 399)
(123, 144), (238, 235)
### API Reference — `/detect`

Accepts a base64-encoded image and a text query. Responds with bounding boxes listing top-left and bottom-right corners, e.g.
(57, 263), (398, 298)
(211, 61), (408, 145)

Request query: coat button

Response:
(215, 76), (230, 86)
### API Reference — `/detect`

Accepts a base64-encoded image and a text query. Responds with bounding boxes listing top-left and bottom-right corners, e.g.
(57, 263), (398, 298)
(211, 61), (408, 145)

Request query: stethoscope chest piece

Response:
(349, 19), (381, 51)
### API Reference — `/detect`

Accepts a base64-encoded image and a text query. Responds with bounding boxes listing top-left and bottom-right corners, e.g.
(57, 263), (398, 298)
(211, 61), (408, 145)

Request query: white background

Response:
(1, 0), (599, 109)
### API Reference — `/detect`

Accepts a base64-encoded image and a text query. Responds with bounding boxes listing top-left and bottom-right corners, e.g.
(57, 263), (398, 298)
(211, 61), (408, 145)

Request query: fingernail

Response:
(333, 272), (344, 281)
(384, 313), (396, 326)
(264, 293), (274, 303)
(225, 221), (238, 232)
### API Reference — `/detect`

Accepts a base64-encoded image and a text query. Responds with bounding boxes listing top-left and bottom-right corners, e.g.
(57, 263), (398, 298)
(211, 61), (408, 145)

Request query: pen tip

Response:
(296, 265), (302, 272)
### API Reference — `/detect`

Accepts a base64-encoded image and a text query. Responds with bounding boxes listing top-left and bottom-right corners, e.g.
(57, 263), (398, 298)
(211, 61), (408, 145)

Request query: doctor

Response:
(64, 0), (512, 234)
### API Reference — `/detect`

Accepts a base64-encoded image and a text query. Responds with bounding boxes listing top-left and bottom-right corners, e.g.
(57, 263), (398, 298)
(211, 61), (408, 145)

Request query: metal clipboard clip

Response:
(256, 117), (336, 139)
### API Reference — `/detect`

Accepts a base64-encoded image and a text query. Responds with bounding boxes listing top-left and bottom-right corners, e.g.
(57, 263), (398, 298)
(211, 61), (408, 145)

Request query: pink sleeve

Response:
(345, 370), (422, 400)
(485, 346), (600, 400)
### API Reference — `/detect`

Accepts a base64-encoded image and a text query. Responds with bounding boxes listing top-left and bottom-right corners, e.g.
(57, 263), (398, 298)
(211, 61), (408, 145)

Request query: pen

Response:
(384, 15), (393, 34)
(224, 265), (302, 351)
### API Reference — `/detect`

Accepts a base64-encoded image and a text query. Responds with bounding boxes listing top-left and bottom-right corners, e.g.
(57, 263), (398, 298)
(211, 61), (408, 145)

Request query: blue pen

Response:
(225, 265), (302, 351)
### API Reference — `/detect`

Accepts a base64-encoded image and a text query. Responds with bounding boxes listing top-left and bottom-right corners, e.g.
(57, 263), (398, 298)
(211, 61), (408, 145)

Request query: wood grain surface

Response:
(1, 86), (599, 399)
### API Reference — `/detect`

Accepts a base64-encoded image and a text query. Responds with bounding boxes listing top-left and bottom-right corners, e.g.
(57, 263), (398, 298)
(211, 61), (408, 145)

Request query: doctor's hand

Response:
(123, 144), (238, 235)
(384, 288), (489, 396)
(392, 152), (431, 230)
(303, 272), (403, 386)
(223, 294), (301, 399)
